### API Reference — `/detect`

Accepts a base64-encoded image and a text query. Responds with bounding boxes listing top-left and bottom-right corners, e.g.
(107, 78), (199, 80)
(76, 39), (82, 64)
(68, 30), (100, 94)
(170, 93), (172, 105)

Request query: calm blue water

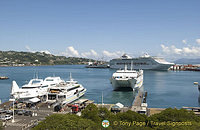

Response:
(0, 65), (200, 108)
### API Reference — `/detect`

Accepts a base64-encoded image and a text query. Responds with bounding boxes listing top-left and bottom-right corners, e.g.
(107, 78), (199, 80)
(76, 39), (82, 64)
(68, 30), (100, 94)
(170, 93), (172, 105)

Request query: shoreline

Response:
(0, 64), (87, 67)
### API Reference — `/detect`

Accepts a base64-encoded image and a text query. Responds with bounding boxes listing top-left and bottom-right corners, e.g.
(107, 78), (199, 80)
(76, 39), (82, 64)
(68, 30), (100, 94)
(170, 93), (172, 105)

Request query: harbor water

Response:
(0, 65), (200, 108)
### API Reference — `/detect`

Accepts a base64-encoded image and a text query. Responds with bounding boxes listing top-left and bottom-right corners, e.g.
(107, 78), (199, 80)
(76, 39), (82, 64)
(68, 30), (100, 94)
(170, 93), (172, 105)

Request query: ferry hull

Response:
(46, 88), (87, 105)
(110, 75), (143, 91)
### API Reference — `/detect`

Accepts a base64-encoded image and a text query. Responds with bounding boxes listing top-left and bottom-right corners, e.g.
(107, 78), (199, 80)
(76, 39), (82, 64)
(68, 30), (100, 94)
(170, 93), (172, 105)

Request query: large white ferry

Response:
(10, 77), (65, 102)
(46, 73), (86, 105)
(110, 54), (174, 70)
(110, 65), (143, 91)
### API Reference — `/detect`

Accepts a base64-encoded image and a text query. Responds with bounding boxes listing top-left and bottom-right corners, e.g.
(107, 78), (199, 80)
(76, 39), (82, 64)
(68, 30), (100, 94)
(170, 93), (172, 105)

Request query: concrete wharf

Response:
(131, 90), (144, 112)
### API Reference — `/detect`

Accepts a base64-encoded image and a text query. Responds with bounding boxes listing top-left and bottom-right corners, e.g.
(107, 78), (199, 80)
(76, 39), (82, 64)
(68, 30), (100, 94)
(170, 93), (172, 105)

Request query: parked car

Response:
(17, 110), (26, 115)
(24, 111), (33, 116)
(0, 109), (5, 114)
(0, 115), (13, 121)
(13, 110), (19, 115)
(5, 110), (13, 114)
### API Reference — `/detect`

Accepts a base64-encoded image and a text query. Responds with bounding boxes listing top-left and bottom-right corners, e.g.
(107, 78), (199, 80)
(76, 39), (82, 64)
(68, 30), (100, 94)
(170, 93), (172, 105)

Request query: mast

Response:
(70, 72), (72, 80)
(131, 61), (133, 70)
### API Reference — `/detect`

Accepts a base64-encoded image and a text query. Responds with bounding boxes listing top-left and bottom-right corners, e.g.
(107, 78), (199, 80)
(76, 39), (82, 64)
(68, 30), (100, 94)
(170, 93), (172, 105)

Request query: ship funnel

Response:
(11, 81), (19, 94)
(131, 61), (133, 70)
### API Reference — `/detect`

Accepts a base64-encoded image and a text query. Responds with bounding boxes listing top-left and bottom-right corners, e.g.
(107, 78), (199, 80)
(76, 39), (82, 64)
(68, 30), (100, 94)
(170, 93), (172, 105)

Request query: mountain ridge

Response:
(0, 50), (96, 66)
(174, 58), (200, 64)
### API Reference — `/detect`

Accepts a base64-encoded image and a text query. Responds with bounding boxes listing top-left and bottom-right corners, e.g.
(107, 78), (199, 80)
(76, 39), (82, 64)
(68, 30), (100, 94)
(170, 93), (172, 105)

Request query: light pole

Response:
(10, 99), (15, 123)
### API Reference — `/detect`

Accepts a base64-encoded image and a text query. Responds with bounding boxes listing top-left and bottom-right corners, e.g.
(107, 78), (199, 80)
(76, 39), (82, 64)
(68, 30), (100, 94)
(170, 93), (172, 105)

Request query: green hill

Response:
(0, 51), (95, 66)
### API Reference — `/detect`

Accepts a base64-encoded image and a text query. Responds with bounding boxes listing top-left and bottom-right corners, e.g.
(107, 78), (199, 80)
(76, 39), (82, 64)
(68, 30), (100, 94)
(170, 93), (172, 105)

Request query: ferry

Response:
(109, 54), (174, 70)
(46, 73), (86, 105)
(85, 62), (110, 68)
(110, 64), (143, 91)
(10, 77), (65, 102)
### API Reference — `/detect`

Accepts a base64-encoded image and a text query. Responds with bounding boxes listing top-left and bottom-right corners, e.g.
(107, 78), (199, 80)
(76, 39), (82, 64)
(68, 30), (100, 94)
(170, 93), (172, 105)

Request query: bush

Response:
(0, 121), (2, 130)
(33, 114), (98, 130)
(147, 108), (200, 129)
(81, 104), (101, 123)
(33, 107), (200, 130)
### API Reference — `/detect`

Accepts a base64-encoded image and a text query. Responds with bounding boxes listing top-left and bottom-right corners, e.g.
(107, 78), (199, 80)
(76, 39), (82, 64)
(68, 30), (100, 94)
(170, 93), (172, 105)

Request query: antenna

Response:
(102, 91), (104, 105)
(69, 72), (74, 83)
(70, 72), (72, 80)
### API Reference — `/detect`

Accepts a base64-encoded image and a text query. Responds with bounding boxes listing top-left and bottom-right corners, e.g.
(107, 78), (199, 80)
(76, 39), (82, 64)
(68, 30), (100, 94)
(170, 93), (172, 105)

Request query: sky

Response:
(0, 0), (200, 61)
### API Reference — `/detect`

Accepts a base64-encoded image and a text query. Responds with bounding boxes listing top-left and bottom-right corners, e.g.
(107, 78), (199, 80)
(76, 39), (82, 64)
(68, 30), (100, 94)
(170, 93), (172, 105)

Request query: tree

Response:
(0, 120), (2, 130)
(33, 114), (99, 130)
(81, 104), (101, 123)
(148, 108), (200, 129)
(116, 110), (147, 122)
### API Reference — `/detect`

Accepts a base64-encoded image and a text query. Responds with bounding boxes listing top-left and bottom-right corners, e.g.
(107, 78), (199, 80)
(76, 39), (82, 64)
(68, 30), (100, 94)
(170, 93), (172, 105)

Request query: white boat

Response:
(110, 64), (143, 91)
(109, 53), (174, 70)
(85, 62), (110, 68)
(10, 77), (65, 102)
(46, 73), (86, 105)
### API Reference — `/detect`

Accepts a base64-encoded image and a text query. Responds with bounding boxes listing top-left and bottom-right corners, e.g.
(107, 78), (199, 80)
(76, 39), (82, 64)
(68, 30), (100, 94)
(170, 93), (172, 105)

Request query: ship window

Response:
(48, 94), (56, 100)
(80, 89), (85, 92)
(22, 87), (37, 89)
(41, 85), (48, 88)
(32, 81), (41, 84)
(46, 79), (54, 81)
(67, 86), (80, 91)
(58, 95), (65, 99)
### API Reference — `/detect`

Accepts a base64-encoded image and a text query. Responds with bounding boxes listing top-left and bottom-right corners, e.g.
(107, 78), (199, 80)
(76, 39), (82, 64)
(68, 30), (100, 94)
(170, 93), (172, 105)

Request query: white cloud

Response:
(182, 40), (187, 44)
(40, 50), (51, 54)
(81, 49), (98, 58)
(25, 45), (34, 52)
(161, 44), (170, 54)
(196, 39), (200, 45)
(25, 45), (51, 54)
(161, 44), (182, 54)
(60, 46), (124, 60)
(91, 49), (98, 56)
(171, 45), (182, 54)
(62, 46), (80, 57)
(68, 46), (79, 57)
(161, 44), (200, 57)
(102, 50), (124, 59)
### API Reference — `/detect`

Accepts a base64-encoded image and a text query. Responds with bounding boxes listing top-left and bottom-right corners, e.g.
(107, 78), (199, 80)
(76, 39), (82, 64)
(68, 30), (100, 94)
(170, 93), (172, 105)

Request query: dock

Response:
(131, 90), (144, 112)
(0, 98), (94, 130)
